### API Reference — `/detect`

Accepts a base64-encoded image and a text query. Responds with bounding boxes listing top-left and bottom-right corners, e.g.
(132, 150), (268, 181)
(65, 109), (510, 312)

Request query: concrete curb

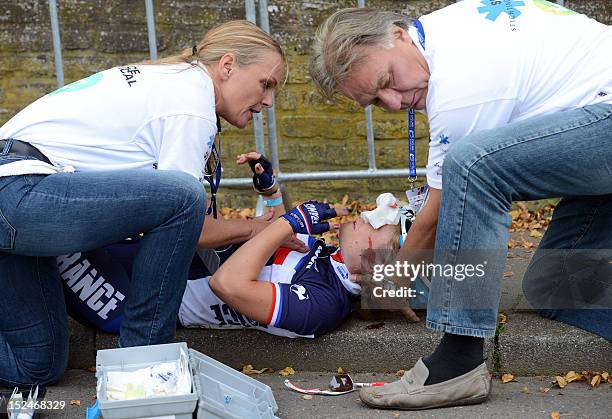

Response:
(71, 313), (609, 374)
(497, 313), (611, 375)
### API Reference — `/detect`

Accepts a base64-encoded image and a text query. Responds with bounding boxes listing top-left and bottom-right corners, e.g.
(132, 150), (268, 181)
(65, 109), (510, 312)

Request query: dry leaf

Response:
(503, 271), (514, 277)
(520, 385), (530, 394)
(601, 372), (609, 380)
(590, 374), (602, 388)
(564, 371), (584, 383)
(554, 376), (568, 389)
(550, 412), (560, 419)
(302, 395), (313, 400)
(241, 364), (272, 375)
(70, 400), (81, 406)
(529, 229), (543, 238)
(337, 367), (346, 374)
(501, 373), (516, 383)
(396, 369), (405, 377)
(279, 367), (296, 376)
(498, 313), (508, 325)
(539, 387), (550, 393)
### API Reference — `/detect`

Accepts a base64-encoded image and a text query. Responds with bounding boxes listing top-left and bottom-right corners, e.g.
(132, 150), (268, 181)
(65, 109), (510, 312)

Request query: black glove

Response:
(248, 154), (279, 195)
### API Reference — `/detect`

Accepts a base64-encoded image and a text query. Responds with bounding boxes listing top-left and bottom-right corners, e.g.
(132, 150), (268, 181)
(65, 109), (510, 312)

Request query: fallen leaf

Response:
(529, 229), (543, 238)
(590, 374), (602, 388)
(279, 367), (296, 376)
(498, 313), (508, 325)
(366, 322), (385, 330)
(520, 385), (530, 394)
(564, 371), (584, 383)
(550, 412), (560, 419)
(601, 371), (609, 380)
(554, 376), (567, 389)
(302, 395), (313, 400)
(337, 367), (346, 374)
(396, 369), (405, 377)
(241, 364), (272, 375)
(501, 373), (516, 383)
(503, 271), (514, 277)
(70, 400), (81, 406)
(539, 387), (550, 393)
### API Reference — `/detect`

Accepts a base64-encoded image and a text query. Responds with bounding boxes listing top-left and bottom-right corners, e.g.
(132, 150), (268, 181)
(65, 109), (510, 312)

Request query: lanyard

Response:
(408, 19), (425, 187)
(408, 108), (417, 186)
(204, 115), (223, 219)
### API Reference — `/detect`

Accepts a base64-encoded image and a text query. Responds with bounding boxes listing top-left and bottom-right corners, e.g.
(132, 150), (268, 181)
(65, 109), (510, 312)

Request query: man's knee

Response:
(442, 138), (490, 182)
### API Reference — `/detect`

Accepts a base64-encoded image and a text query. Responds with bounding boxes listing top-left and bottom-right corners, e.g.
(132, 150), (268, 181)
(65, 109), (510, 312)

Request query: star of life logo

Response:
(438, 134), (450, 144)
(291, 284), (309, 300)
(477, 0), (525, 21)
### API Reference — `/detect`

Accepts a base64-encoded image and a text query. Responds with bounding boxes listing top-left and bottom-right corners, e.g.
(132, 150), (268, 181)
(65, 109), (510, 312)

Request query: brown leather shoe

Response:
(359, 358), (491, 410)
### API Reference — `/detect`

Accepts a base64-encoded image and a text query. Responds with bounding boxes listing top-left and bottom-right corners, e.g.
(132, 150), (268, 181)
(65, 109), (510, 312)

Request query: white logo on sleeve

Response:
(290, 284), (309, 300)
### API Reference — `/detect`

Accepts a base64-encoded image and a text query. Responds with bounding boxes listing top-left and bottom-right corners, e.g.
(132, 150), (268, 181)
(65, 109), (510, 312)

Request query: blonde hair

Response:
(139, 20), (287, 82)
(310, 8), (412, 99)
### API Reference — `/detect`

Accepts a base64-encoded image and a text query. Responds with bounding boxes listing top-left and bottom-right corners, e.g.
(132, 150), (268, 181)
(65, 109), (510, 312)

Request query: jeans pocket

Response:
(0, 208), (15, 250)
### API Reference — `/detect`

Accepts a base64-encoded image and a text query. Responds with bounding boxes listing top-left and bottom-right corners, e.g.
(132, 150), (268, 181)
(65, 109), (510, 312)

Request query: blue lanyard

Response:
(205, 115), (223, 219)
(408, 108), (416, 180)
(408, 19), (425, 183)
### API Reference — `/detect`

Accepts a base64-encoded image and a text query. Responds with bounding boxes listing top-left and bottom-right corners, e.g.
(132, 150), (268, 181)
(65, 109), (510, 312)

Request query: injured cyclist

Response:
(59, 153), (425, 338)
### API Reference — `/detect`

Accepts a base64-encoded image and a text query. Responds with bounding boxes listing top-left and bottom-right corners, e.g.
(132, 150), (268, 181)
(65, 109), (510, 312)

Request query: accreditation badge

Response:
(405, 185), (429, 214)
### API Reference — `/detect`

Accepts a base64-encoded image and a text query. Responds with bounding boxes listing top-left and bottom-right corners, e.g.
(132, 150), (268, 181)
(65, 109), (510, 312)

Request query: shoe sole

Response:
(360, 394), (489, 411)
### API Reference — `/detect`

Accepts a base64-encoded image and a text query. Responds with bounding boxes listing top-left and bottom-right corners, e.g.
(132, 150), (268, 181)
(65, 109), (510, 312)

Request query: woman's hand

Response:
(248, 214), (309, 252)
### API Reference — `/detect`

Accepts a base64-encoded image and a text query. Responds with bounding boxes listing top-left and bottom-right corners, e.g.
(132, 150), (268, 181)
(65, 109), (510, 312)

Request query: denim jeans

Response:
(0, 161), (205, 386)
(426, 103), (612, 340)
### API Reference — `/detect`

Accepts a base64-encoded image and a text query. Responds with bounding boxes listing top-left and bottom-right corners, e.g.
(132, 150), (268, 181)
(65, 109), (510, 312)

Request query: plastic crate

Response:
(96, 342), (198, 419)
(95, 342), (279, 419)
(189, 348), (278, 419)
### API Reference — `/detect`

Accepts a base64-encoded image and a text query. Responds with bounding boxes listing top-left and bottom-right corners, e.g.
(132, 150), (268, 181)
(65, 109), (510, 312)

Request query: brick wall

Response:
(0, 1), (610, 206)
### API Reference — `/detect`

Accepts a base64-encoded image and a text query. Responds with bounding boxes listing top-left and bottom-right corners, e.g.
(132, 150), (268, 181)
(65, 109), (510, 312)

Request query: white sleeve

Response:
(426, 99), (517, 190)
(144, 114), (217, 180)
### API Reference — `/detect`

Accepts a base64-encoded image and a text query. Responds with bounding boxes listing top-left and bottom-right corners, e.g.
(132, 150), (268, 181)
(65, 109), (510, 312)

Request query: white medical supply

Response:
(360, 193), (401, 229)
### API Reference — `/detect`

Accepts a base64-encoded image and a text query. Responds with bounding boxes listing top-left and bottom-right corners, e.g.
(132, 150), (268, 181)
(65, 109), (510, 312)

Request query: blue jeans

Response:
(0, 162), (205, 386)
(426, 103), (612, 340)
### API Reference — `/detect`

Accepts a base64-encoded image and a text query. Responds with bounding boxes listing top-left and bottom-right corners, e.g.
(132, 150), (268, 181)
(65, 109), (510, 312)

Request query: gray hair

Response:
(309, 8), (413, 100)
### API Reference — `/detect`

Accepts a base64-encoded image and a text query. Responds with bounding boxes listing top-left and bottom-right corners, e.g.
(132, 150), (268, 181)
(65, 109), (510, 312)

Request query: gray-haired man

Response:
(310, 0), (612, 411)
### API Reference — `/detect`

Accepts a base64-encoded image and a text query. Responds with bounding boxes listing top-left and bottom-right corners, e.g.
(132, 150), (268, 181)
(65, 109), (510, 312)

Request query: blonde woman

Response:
(0, 20), (294, 387)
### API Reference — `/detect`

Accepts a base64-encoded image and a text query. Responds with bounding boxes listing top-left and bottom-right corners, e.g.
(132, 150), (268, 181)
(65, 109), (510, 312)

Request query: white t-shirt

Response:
(0, 63), (217, 180)
(412, 0), (612, 189)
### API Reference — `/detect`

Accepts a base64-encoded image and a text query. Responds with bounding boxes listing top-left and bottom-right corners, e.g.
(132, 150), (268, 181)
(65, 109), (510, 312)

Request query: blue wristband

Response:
(263, 196), (283, 207)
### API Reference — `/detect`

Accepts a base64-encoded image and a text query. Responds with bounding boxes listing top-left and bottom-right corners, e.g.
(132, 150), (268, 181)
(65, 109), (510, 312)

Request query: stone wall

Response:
(0, 1), (610, 206)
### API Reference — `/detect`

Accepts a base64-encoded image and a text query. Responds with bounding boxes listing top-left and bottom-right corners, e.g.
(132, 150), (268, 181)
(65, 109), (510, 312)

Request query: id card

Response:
(405, 185), (429, 214)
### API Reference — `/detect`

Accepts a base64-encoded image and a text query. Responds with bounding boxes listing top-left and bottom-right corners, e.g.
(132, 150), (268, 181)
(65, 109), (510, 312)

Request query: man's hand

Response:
(350, 273), (420, 322)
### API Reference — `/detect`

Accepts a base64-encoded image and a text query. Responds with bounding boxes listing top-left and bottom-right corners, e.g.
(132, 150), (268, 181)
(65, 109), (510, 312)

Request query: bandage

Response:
(360, 193), (401, 229)
(361, 193), (416, 245)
